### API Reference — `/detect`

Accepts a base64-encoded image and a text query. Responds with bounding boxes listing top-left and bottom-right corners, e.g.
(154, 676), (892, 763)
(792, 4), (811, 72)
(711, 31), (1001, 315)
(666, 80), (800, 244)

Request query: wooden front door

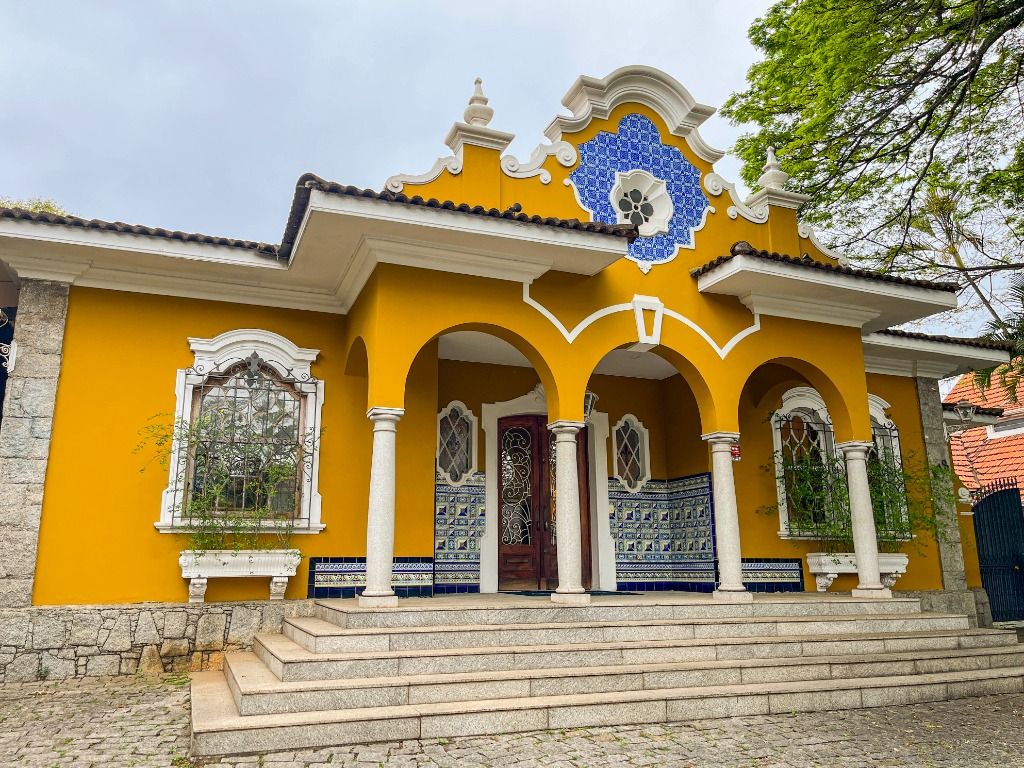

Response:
(497, 415), (591, 591)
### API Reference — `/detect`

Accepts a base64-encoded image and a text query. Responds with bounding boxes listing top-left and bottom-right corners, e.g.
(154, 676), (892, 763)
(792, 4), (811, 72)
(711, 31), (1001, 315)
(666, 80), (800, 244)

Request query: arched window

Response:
(437, 401), (478, 485)
(771, 388), (844, 537)
(157, 329), (324, 533)
(613, 414), (651, 492)
(188, 356), (304, 519)
(867, 395), (909, 539)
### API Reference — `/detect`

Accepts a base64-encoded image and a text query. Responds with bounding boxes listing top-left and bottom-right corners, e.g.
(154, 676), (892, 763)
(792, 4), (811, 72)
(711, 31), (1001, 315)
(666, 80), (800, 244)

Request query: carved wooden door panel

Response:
(497, 415), (591, 591)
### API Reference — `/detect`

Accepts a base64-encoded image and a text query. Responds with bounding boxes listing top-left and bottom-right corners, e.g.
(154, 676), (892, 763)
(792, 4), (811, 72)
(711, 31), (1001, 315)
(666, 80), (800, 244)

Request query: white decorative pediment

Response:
(544, 65), (724, 164)
(500, 141), (578, 184)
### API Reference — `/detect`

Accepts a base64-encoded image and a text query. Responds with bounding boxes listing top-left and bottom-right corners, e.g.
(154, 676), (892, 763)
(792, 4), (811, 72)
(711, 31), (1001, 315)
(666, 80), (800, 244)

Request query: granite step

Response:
(223, 644), (1024, 716)
(253, 626), (1017, 683)
(190, 664), (1024, 756)
(284, 612), (969, 654)
(314, 596), (925, 629)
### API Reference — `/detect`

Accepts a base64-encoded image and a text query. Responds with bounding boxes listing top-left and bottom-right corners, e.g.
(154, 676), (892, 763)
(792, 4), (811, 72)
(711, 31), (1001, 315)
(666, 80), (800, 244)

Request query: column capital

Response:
(701, 431), (740, 445)
(367, 407), (405, 423)
(548, 420), (585, 436)
(836, 440), (873, 458)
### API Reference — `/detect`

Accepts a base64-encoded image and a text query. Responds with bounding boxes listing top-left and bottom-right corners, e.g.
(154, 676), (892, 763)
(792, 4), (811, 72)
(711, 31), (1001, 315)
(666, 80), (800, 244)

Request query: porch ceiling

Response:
(438, 331), (678, 380)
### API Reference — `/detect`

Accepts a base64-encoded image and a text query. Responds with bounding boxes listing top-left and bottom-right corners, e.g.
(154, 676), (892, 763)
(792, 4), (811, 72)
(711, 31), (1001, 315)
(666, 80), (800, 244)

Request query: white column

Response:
(549, 420), (590, 605)
(702, 432), (753, 603)
(359, 407), (404, 608)
(837, 441), (891, 598)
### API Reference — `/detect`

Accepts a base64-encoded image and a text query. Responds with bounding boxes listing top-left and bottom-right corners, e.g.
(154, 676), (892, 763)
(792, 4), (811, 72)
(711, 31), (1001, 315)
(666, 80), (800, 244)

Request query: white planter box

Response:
(179, 549), (302, 603)
(807, 552), (909, 592)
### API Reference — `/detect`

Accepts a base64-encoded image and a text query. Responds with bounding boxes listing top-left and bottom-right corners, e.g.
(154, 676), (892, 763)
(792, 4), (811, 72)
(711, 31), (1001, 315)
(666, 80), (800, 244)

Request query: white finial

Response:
(463, 77), (494, 126)
(757, 146), (790, 190)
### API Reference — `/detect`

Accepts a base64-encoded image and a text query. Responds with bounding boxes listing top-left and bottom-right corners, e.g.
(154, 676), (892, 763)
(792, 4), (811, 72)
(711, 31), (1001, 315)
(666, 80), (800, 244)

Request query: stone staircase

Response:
(190, 595), (1024, 757)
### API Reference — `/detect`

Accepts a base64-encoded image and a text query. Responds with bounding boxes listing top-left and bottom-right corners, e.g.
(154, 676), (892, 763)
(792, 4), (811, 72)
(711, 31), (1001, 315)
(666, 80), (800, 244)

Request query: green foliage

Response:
(136, 410), (316, 552)
(778, 450), (853, 552)
(974, 272), (1024, 402)
(772, 448), (953, 554)
(724, 0), (1024, 271)
(0, 197), (68, 215)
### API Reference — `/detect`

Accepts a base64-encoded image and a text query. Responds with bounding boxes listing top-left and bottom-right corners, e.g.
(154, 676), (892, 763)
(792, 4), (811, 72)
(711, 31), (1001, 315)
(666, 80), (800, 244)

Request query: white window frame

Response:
(154, 328), (326, 533)
(772, 388), (904, 537)
(868, 394), (903, 470)
(612, 413), (652, 493)
(436, 400), (479, 486)
(771, 387), (836, 537)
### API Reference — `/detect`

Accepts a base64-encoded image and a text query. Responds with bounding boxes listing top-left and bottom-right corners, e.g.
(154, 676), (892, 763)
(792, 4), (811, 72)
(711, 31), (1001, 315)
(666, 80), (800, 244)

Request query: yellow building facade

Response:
(0, 66), (1008, 615)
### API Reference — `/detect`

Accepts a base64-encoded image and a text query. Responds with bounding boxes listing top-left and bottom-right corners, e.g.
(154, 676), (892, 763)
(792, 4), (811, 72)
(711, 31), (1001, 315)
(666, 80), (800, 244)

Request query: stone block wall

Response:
(0, 600), (315, 682)
(0, 279), (70, 608)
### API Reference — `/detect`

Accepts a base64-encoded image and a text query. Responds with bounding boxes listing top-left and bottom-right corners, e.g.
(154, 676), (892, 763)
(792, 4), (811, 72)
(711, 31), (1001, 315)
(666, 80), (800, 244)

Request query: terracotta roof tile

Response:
(949, 425), (1024, 490)
(0, 207), (281, 258)
(690, 241), (959, 292)
(279, 173), (638, 259)
(878, 328), (1014, 352)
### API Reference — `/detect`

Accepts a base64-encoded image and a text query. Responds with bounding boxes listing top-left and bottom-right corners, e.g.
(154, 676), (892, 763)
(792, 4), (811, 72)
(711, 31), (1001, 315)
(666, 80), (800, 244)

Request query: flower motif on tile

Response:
(569, 114), (710, 272)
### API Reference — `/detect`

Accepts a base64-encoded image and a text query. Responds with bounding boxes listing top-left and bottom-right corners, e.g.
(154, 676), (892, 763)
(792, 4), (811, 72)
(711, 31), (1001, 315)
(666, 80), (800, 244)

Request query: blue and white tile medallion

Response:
(568, 113), (710, 272)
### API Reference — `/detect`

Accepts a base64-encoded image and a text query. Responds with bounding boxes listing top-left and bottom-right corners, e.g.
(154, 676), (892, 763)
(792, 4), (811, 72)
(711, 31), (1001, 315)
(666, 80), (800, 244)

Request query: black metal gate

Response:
(973, 478), (1024, 622)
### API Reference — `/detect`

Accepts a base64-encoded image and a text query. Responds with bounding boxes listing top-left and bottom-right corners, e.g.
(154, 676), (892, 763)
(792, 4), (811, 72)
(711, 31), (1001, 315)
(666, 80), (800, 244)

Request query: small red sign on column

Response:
(730, 444), (741, 461)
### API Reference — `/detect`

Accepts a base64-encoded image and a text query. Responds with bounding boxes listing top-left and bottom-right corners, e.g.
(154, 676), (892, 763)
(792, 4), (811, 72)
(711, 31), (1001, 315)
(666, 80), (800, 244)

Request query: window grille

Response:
(773, 410), (850, 538)
(166, 352), (320, 530)
(613, 414), (650, 492)
(437, 401), (477, 485)
(868, 418), (910, 540)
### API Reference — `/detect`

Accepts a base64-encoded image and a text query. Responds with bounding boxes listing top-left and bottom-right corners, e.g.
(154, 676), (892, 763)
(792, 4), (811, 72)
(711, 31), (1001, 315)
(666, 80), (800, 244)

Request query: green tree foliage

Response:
(0, 197), (68, 216)
(724, 1), (1024, 289)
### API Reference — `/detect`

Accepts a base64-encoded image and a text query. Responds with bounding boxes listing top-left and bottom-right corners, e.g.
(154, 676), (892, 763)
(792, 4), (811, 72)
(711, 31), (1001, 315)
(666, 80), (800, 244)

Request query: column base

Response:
(852, 586), (893, 599)
(358, 593), (399, 608)
(712, 589), (753, 603)
(551, 591), (591, 605)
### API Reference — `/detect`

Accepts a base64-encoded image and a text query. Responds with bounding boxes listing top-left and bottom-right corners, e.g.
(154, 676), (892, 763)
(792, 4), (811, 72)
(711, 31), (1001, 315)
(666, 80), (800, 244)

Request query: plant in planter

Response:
(138, 361), (318, 602)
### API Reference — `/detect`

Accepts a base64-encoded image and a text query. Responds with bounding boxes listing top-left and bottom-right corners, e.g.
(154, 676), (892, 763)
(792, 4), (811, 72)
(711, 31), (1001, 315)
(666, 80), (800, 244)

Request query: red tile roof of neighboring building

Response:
(945, 374), (1024, 490)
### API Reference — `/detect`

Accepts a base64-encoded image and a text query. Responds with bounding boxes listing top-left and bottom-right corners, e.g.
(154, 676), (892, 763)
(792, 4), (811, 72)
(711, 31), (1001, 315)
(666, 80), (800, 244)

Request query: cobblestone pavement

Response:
(1, 675), (1022, 767)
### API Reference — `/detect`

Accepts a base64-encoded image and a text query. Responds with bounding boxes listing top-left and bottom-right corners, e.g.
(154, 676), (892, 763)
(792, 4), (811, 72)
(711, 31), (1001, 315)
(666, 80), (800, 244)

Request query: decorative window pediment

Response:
(437, 400), (478, 486)
(613, 414), (651, 493)
(155, 329), (325, 534)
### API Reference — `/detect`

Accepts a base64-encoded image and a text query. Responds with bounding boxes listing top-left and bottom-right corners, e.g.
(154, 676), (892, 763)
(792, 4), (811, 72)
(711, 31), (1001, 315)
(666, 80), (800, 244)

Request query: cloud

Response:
(0, 0), (772, 243)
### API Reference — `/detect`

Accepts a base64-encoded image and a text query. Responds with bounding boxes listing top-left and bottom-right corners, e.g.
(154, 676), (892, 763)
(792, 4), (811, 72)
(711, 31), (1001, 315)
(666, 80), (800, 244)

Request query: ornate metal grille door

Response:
(496, 415), (591, 591)
(973, 478), (1024, 622)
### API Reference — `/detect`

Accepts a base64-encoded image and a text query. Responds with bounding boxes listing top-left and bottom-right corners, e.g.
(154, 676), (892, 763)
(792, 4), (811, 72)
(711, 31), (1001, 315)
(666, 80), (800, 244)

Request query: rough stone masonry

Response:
(0, 599), (314, 682)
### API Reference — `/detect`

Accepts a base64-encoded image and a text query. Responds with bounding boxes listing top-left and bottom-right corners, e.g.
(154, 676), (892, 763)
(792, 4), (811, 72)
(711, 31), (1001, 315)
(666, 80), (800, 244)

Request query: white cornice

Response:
(0, 218), (280, 271)
(334, 236), (551, 313)
(304, 189), (625, 255)
(544, 65), (724, 164)
(738, 293), (879, 328)
(444, 122), (515, 155)
(697, 253), (957, 332)
(862, 332), (1010, 379)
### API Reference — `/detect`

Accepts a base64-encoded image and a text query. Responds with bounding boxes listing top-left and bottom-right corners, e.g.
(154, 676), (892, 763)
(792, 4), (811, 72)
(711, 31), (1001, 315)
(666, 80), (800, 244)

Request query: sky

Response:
(0, 1), (774, 245)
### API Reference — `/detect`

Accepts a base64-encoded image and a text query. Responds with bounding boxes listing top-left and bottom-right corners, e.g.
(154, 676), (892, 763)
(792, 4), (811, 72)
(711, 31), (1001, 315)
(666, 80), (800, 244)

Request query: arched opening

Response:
(402, 328), (589, 594)
(583, 343), (716, 593)
(735, 359), (858, 593)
